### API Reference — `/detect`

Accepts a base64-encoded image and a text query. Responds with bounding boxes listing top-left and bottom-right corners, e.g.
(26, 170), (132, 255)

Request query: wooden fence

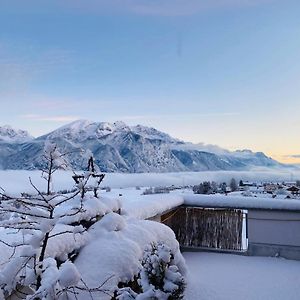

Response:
(162, 207), (244, 251)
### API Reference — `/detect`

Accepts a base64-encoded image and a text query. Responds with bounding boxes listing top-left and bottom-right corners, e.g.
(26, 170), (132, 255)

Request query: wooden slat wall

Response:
(162, 207), (243, 251)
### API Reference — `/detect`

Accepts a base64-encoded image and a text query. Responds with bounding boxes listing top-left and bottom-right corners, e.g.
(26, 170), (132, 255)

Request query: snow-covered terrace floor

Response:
(184, 252), (300, 300)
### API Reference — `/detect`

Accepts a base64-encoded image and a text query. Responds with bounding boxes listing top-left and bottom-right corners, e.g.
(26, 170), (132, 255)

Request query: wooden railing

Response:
(162, 207), (245, 251)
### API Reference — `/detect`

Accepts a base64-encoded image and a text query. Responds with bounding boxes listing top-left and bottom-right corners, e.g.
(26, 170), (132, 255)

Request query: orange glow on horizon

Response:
(271, 154), (300, 165)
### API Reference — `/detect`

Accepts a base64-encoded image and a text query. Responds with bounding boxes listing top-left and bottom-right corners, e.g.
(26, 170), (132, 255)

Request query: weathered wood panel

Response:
(162, 207), (243, 251)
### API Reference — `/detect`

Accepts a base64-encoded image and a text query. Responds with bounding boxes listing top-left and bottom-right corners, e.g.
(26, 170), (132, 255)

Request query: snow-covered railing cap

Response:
(183, 194), (300, 212)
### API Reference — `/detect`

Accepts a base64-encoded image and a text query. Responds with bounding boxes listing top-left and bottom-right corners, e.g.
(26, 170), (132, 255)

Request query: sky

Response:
(0, 0), (300, 164)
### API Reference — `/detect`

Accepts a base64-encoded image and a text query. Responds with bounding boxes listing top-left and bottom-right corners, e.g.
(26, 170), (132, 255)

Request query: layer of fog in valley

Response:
(1, 168), (299, 195)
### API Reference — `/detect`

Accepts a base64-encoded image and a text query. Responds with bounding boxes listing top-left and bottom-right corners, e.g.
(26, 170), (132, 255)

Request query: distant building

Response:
(284, 181), (297, 187)
(241, 181), (256, 187)
(264, 183), (278, 194)
(286, 186), (300, 196)
(239, 181), (257, 192)
(225, 187), (232, 194)
(249, 186), (264, 194)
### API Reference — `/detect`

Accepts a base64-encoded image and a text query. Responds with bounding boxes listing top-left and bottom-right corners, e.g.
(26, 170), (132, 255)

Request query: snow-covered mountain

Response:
(0, 120), (289, 172)
(0, 125), (33, 143)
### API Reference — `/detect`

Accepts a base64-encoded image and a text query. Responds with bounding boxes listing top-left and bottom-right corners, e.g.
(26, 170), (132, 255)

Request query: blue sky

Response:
(0, 0), (300, 162)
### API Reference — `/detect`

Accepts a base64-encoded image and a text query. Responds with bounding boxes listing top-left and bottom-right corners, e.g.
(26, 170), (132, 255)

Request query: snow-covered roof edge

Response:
(183, 194), (300, 212)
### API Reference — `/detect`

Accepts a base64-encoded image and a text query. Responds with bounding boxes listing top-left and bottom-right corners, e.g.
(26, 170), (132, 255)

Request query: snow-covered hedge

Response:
(0, 191), (122, 299)
(116, 241), (186, 299)
(74, 213), (186, 299)
(0, 144), (187, 299)
(0, 193), (186, 299)
(0, 188), (186, 300)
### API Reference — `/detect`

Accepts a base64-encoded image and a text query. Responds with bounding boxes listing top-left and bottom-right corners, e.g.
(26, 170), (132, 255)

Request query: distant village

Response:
(239, 180), (300, 197)
(140, 178), (300, 199)
(192, 179), (300, 199)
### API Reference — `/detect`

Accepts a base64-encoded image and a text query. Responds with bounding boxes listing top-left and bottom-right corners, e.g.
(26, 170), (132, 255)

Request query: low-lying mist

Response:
(0, 168), (299, 195)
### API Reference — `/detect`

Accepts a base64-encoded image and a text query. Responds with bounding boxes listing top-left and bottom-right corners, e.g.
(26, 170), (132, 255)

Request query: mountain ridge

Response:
(0, 120), (292, 172)
(0, 125), (33, 143)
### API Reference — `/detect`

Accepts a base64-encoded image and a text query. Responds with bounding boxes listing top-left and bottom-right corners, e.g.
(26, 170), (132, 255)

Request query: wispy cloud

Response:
(285, 154), (300, 159)
(271, 154), (300, 164)
(118, 112), (240, 121)
(21, 111), (239, 126)
(21, 114), (79, 122)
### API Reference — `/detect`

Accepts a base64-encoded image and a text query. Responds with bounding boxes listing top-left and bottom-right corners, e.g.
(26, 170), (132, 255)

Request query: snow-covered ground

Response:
(184, 252), (300, 300)
(1, 170), (300, 299)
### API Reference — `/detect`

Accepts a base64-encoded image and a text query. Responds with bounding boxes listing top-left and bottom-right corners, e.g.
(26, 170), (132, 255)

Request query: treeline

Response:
(193, 178), (238, 195)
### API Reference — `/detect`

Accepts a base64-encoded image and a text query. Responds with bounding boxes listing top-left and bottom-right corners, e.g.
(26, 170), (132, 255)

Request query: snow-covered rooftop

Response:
(106, 189), (300, 221)
(102, 188), (184, 220)
(121, 193), (184, 220)
(183, 194), (300, 212)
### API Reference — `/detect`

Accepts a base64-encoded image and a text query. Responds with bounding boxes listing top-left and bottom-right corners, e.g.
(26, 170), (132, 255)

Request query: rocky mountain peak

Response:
(0, 125), (33, 143)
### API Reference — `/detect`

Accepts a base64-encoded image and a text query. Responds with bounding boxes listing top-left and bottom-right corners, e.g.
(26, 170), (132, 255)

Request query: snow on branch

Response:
(0, 144), (119, 299)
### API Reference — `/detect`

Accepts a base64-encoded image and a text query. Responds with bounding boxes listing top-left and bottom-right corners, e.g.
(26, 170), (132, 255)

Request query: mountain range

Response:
(0, 120), (292, 172)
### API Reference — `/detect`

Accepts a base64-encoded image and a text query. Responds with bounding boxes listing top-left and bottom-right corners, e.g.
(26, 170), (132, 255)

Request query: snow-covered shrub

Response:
(140, 242), (185, 299)
(41, 141), (70, 195)
(71, 215), (186, 300)
(0, 144), (118, 299)
(116, 242), (186, 300)
(0, 144), (186, 300)
(193, 181), (216, 195)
